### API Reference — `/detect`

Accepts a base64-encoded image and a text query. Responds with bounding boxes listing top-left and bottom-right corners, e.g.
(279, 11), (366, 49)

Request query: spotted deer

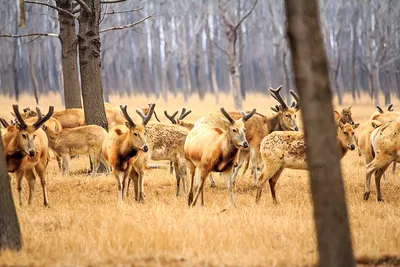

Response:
(102, 104), (155, 204)
(1, 105), (54, 206)
(185, 107), (256, 208)
(255, 122), (358, 203)
(363, 121), (400, 201)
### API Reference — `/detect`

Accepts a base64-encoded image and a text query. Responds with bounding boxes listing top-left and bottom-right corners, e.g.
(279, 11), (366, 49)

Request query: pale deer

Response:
(255, 122), (358, 203)
(2, 105), (54, 206)
(185, 107), (256, 208)
(363, 121), (400, 201)
(102, 104), (155, 204)
(42, 124), (107, 177)
(194, 85), (300, 187)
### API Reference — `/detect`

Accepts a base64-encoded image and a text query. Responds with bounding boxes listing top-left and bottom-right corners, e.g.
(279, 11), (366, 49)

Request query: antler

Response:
(220, 107), (235, 124)
(164, 110), (179, 124)
(268, 85), (287, 109)
(0, 118), (10, 128)
(12, 105), (28, 130)
(136, 103), (155, 126)
(376, 105), (384, 114)
(150, 104), (161, 122)
(33, 106), (54, 130)
(120, 105), (136, 128)
(179, 108), (192, 121)
(388, 104), (394, 112)
(290, 90), (300, 110)
(241, 108), (257, 122)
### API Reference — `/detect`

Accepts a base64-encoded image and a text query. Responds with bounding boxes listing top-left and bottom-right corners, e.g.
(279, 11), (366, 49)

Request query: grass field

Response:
(0, 92), (400, 266)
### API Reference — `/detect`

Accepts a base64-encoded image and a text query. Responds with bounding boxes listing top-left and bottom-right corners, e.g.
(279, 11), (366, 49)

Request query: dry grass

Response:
(1, 92), (400, 266)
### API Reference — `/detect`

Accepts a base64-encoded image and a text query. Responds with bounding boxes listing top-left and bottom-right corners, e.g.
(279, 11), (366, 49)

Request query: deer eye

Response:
(343, 131), (348, 135)
(286, 114), (291, 118)
(134, 132), (138, 136)
(22, 134), (27, 139)
(233, 128), (237, 132)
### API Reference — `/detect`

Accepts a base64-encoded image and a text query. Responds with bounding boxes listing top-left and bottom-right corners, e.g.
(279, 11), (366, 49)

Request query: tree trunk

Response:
(205, 10), (219, 104)
(57, 0), (82, 109)
(284, 1), (355, 266)
(12, 21), (20, 102)
(0, 131), (22, 251)
(78, 0), (108, 130)
(350, 11), (358, 101)
(29, 50), (39, 104)
(228, 39), (242, 109)
(195, 27), (205, 99)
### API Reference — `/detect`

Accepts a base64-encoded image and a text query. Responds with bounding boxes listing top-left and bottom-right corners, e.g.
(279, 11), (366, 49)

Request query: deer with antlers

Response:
(363, 121), (400, 201)
(102, 104), (155, 204)
(185, 107), (256, 207)
(255, 122), (358, 203)
(164, 108), (194, 130)
(334, 107), (355, 126)
(1, 105), (54, 206)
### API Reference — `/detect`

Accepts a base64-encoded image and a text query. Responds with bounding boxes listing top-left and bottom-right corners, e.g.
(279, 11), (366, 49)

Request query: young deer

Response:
(42, 124), (107, 177)
(102, 104), (155, 204)
(334, 107), (355, 125)
(363, 121), (400, 201)
(255, 122), (358, 203)
(1, 105), (54, 206)
(185, 107), (256, 208)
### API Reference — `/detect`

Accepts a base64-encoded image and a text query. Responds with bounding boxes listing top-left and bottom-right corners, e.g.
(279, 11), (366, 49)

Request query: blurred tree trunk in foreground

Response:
(284, 0), (355, 266)
(0, 131), (22, 251)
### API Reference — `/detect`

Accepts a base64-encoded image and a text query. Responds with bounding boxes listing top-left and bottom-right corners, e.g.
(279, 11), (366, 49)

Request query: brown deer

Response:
(1, 105), (54, 206)
(102, 104), (155, 204)
(185, 107), (256, 208)
(363, 121), (400, 201)
(334, 107), (355, 125)
(42, 124), (107, 177)
(255, 122), (358, 203)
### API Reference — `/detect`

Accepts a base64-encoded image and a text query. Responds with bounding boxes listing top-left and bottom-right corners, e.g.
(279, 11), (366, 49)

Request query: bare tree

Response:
(0, 131), (22, 252)
(284, 0), (355, 266)
(218, 0), (258, 109)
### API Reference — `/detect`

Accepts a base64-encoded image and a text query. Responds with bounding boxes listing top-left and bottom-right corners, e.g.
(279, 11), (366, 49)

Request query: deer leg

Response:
(269, 168), (284, 204)
(114, 171), (126, 204)
(137, 170), (145, 202)
(89, 149), (100, 178)
(392, 162), (397, 174)
(365, 155), (393, 201)
(16, 169), (24, 206)
(231, 150), (248, 186)
(174, 161), (181, 196)
(61, 154), (70, 177)
(187, 161), (196, 206)
(375, 165), (389, 202)
(209, 174), (216, 188)
(25, 169), (36, 206)
(129, 170), (139, 201)
(191, 168), (208, 208)
(169, 161), (174, 175)
(223, 169), (236, 208)
(255, 159), (281, 203)
(251, 147), (259, 186)
(35, 163), (50, 207)
(241, 153), (250, 175)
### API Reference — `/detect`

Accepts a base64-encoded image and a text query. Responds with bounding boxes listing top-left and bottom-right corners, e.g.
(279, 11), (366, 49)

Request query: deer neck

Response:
(267, 113), (282, 132)
(336, 138), (348, 159)
(45, 129), (59, 147)
(119, 133), (139, 160)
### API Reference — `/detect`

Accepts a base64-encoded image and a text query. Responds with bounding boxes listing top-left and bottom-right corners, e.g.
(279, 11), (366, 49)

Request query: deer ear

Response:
(115, 128), (123, 135)
(125, 121), (131, 129)
(353, 123), (360, 129)
(371, 122), (379, 128)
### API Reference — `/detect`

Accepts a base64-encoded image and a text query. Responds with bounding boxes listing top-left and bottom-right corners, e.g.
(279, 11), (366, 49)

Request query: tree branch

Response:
(75, 0), (92, 15)
(0, 33), (59, 38)
(102, 7), (143, 15)
(101, 0), (126, 3)
(214, 40), (230, 59)
(25, 0), (75, 18)
(236, 0), (258, 28)
(99, 13), (155, 33)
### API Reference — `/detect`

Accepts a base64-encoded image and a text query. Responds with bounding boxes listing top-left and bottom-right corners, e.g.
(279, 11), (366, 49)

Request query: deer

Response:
(164, 108), (194, 130)
(255, 122), (358, 203)
(128, 109), (191, 197)
(102, 104), (155, 204)
(334, 107), (355, 126)
(185, 107), (256, 208)
(1, 105), (54, 207)
(194, 85), (300, 187)
(364, 121), (400, 201)
(42, 123), (107, 177)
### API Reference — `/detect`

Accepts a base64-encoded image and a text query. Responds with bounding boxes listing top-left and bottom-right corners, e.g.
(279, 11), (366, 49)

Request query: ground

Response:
(0, 93), (399, 266)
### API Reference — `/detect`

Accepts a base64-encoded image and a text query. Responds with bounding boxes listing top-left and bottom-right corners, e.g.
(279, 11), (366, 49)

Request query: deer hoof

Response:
(363, 192), (370, 201)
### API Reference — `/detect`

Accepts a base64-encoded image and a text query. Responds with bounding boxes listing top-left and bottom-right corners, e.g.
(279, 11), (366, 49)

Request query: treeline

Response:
(0, 0), (399, 105)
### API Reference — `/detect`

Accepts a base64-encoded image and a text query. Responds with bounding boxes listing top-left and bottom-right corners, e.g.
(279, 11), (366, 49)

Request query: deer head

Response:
(269, 85), (300, 131)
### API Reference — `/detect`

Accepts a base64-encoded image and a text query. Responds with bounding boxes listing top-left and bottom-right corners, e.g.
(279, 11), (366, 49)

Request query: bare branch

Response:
(236, 0), (258, 28)
(0, 33), (59, 38)
(101, 0), (126, 3)
(99, 13), (155, 33)
(73, 6), (81, 14)
(213, 40), (230, 59)
(25, 0), (75, 18)
(102, 7), (143, 15)
(75, 0), (92, 15)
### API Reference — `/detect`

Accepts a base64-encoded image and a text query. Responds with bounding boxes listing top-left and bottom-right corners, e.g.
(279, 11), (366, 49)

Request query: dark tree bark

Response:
(284, 1), (355, 266)
(205, 7), (219, 104)
(0, 131), (22, 251)
(29, 50), (39, 104)
(56, 0), (83, 109)
(78, 0), (108, 130)
(350, 8), (358, 101)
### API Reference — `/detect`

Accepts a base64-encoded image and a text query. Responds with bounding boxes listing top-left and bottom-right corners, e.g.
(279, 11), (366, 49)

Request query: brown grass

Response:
(1, 92), (400, 266)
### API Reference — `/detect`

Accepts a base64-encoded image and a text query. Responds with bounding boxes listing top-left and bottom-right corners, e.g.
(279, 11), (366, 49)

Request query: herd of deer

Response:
(1, 85), (399, 208)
